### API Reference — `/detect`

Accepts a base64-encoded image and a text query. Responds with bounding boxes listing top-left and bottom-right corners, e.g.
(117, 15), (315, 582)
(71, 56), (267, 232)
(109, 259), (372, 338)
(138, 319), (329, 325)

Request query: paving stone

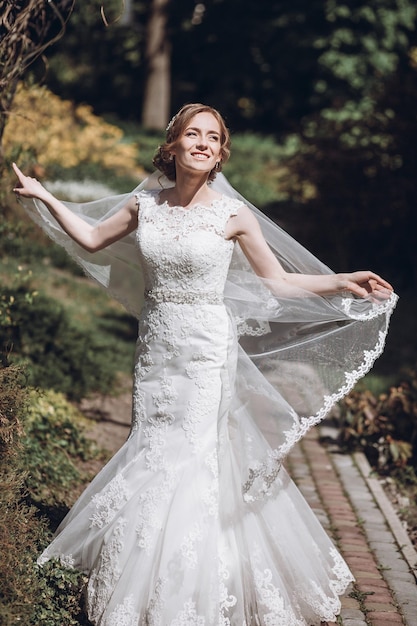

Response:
(367, 530), (398, 543)
(341, 596), (361, 609)
(383, 569), (417, 584)
(367, 611), (406, 621)
(365, 592), (394, 602)
(344, 541), (369, 555)
(341, 608), (367, 619)
(366, 601), (397, 611)
(378, 556), (413, 573)
(369, 534), (396, 554)
(368, 617), (405, 625)
(358, 578), (389, 588)
(364, 521), (391, 531)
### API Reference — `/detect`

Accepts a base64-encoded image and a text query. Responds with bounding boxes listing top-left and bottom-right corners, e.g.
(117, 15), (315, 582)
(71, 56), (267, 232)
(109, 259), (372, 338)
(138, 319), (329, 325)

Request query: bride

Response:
(13, 103), (396, 626)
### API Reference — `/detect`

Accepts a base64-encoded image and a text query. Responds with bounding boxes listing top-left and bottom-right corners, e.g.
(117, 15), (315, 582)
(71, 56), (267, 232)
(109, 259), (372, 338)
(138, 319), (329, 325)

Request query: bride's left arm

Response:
(226, 205), (393, 298)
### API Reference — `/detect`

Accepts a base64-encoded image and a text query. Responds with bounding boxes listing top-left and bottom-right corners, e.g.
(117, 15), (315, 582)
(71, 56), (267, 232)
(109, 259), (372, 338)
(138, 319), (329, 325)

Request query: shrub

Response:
(22, 389), (99, 508)
(0, 219), (84, 273)
(3, 83), (142, 179)
(1, 282), (116, 399)
(0, 364), (97, 624)
(31, 560), (91, 626)
(338, 368), (417, 471)
(0, 366), (86, 626)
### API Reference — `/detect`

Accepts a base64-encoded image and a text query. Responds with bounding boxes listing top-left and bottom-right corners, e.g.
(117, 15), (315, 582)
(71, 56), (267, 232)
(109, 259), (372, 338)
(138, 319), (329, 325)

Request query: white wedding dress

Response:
(38, 189), (356, 626)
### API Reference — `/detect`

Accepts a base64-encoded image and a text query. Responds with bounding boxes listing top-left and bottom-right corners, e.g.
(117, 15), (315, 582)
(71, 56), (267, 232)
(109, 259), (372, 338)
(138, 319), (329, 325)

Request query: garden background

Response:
(1, 1), (417, 623)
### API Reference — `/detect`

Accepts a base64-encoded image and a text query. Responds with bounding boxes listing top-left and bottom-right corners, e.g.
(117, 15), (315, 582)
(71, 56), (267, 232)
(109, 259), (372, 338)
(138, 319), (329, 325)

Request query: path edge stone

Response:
(353, 451), (417, 582)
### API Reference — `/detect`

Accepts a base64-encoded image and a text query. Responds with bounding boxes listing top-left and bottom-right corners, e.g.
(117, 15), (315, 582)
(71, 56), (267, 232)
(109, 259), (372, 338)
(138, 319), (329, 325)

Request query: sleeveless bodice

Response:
(135, 190), (242, 304)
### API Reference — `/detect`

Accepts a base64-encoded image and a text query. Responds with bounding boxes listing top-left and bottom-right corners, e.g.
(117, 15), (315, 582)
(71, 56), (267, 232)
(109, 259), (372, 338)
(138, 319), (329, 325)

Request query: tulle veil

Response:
(19, 171), (398, 500)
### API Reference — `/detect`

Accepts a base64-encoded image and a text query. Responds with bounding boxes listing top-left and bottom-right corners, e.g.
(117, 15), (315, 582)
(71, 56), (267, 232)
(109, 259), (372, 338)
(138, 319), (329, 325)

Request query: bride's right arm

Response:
(12, 163), (138, 252)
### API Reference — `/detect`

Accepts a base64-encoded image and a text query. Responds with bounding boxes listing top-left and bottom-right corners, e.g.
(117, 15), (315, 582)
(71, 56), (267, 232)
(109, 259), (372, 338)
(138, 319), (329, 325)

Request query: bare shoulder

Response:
(126, 193), (142, 215)
(107, 194), (139, 228)
(225, 203), (261, 239)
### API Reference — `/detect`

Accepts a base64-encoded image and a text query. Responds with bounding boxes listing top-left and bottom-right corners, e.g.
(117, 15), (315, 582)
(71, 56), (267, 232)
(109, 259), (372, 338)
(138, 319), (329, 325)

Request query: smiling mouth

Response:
(192, 153), (209, 160)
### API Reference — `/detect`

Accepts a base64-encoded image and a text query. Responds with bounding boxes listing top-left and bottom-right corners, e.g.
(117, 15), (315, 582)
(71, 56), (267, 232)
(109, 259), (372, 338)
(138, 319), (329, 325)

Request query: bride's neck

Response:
(170, 173), (213, 208)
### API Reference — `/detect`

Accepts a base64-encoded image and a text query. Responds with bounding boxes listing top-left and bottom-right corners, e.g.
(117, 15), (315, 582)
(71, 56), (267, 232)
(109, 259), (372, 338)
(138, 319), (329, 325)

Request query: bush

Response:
(338, 368), (417, 472)
(30, 560), (91, 626)
(0, 219), (83, 274)
(22, 389), (99, 508)
(1, 282), (117, 400)
(0, 366), (88, 624)
(3, 83), (142, 179)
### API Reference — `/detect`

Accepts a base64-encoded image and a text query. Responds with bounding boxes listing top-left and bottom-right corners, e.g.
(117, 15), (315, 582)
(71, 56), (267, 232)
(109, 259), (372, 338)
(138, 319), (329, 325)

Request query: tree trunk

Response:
(141, 0), (171, 130)
(120, 0), (133, 26)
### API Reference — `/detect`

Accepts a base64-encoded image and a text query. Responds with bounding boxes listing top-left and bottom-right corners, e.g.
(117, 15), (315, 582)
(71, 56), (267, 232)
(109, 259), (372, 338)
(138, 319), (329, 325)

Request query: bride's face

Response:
(171, 112), (222, 176)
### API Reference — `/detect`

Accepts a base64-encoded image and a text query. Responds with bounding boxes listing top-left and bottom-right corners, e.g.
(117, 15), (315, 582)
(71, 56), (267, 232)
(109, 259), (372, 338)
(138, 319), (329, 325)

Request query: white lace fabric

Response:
(23, 177), (396, 624)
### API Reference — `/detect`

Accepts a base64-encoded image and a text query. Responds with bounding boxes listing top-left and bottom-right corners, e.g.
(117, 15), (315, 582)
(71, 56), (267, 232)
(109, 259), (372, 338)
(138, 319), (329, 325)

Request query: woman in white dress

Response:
(13, 103), (396, 626)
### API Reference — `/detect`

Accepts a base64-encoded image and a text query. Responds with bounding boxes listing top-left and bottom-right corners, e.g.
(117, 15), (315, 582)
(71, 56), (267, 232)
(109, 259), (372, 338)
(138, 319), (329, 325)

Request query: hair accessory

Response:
(166, 114), (178, 133)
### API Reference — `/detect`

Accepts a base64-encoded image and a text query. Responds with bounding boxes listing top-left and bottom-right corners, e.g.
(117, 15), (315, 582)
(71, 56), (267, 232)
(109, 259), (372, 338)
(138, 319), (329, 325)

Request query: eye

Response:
(185, 131), (197, 137)
(209, 134), (220, 141)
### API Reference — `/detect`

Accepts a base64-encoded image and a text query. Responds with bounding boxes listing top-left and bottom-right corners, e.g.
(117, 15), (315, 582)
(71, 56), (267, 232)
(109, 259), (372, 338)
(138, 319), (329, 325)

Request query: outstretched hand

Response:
(12, 163), (48, 201)
(343, 271), (394, 300)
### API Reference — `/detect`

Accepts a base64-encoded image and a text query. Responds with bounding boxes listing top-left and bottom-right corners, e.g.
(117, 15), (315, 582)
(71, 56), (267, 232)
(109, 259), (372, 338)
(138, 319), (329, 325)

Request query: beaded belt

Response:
(144, 289), (223, 305)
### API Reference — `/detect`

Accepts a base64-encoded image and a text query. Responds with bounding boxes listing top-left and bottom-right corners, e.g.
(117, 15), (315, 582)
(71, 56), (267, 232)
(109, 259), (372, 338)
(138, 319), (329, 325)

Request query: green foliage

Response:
(43, 0), (417, 132)
(0, 365), (91, 625)
(38, 0), (149, 120)
(224, 133), (301, 206)
(30, 560), (90, 626)
(0, 218), (83, 273)
(0, 267), (36, 342)
(1, 281), (117, 400)
(22, 389), (99, 507)
(107, 119), (165, 174)
(338, 368), (417, 471)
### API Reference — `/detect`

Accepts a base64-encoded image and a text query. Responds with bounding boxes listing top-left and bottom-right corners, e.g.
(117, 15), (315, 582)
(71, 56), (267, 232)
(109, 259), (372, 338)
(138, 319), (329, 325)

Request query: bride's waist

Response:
(144, 288), (224, 306)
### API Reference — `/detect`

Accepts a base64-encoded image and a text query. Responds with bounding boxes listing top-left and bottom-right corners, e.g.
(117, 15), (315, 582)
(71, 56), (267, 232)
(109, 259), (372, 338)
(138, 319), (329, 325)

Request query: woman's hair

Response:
(153, 103), (231, 182)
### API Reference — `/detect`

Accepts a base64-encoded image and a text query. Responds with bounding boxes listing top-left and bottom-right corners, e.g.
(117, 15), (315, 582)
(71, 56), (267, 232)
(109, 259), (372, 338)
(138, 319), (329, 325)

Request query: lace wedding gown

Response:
(38, 189), (355, 626)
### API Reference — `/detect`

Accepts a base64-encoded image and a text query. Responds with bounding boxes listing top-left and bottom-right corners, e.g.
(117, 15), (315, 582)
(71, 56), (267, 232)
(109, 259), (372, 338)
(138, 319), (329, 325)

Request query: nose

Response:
(196, 136), (208, 149)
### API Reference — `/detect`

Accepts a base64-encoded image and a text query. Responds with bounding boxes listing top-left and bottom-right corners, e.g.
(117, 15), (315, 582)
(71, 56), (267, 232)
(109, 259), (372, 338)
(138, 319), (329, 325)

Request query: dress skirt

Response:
(38, 300), (353, 626)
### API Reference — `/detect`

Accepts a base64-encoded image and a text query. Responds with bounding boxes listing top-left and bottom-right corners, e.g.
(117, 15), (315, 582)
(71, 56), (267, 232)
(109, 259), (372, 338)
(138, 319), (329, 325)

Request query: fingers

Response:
(12, 163), (44, 199)
(345, 281), (369, 298)
(345, 271), (395, 300)
(12, 162), (25, 183)
(365, 271), (393, 291)
(350, 271), (394, 294)
(12, 163), (27, 196)
(12, 163), (38, 184)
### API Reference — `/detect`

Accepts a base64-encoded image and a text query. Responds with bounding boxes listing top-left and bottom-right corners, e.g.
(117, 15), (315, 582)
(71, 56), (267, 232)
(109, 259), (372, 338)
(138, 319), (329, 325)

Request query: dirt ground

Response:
(79, 380), (133, 456)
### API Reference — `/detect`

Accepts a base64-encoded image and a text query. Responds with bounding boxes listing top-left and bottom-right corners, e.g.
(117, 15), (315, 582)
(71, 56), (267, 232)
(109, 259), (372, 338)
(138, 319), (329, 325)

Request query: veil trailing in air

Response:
(19, 171), (397, 500)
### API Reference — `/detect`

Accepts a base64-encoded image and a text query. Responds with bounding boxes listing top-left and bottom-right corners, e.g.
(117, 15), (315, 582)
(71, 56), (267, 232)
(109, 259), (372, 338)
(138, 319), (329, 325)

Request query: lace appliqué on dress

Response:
(171, 599), (206, 626)
(89, 475), (131, 528)
(254, 568), (304, 626)
(88, 517), (127, 623)
(104, 594), (139, 626)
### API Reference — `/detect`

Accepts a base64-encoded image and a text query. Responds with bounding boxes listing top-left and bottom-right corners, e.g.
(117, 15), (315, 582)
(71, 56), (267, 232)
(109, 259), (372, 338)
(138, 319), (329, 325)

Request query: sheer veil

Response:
(19, 171), (398, 500)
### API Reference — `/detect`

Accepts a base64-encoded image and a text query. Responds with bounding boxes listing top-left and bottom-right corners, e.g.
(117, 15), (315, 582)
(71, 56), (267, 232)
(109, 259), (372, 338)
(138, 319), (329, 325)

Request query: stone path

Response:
(287, 426), (417, 626)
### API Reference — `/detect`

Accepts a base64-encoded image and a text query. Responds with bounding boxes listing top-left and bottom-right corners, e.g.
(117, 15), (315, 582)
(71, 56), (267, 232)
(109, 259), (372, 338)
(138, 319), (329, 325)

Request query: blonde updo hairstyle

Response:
(153, 103), (231, 182)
